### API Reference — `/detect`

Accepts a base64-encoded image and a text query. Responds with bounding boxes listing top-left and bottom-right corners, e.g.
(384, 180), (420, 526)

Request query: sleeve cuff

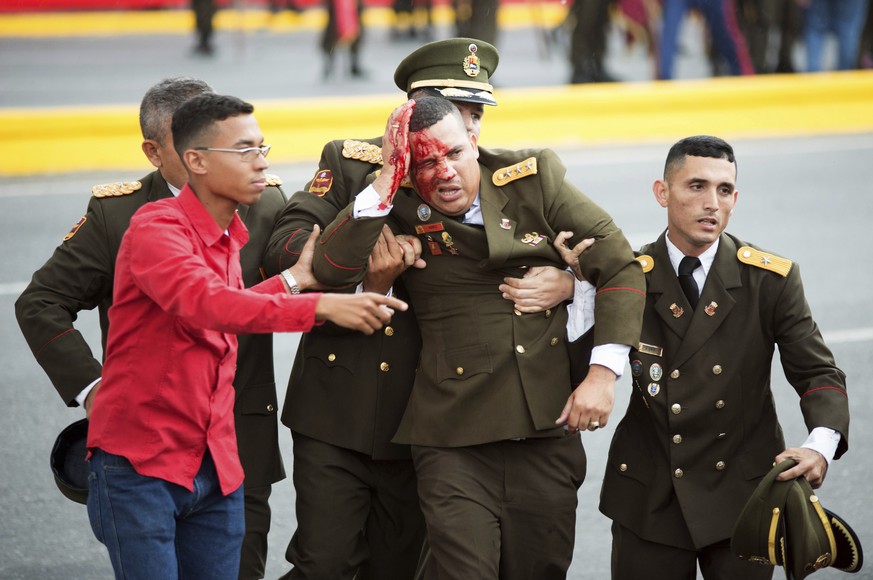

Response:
(353, 184), (392, 218)
(590, 344), (630, 379)
(801, 427), (841, 465)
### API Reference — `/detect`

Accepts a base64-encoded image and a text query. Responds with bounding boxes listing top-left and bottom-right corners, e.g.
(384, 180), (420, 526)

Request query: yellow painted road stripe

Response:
(2, 71), (872, 176)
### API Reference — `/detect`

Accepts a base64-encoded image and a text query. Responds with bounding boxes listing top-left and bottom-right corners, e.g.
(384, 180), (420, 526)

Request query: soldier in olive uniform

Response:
(308, 96), (645, 579)
(572, 136), (850, 579)
(15, 78), (287, 580)
(265, 40), (579, 579)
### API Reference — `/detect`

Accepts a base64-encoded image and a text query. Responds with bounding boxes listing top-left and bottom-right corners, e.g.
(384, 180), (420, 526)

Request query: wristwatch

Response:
(281, 269), (300, 294)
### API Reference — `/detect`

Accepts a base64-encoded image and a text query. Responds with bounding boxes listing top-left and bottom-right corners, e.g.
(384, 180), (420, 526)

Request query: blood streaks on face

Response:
(409, 131), (452, 204)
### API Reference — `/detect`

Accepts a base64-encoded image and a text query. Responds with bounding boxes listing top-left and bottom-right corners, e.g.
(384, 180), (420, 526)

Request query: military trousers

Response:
(412, 435), (586, 580)
(611, 522), (774, 580)
(282, 431), (425, 580)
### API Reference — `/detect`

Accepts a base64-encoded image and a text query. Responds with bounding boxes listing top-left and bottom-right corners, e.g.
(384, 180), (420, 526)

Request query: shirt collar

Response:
(460, 193), (483, 225)
(178, 184), (248, 248)
(665, 232), (719, 278)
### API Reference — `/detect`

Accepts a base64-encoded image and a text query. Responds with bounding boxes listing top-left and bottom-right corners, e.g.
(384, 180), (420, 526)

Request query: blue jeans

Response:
(804, 0), (869, 71)
(87, 448), (245, 580)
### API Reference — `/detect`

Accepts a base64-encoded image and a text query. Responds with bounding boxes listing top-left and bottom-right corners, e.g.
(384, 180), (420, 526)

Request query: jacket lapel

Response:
(649, 234), (694, 339)
(478, 165), (514, 268)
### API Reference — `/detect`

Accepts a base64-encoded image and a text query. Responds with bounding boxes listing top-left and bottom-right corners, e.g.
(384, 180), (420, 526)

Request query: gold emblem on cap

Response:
(463, 43), (480, 78)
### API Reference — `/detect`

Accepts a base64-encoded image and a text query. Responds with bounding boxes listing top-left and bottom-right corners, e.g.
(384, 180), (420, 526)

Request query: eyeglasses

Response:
(194, 145), (271, 162)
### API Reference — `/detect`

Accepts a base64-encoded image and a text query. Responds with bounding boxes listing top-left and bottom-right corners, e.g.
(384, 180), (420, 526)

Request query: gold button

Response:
(674, 468), (684, 479)
(384, 326), (394, 336)
(545, 309), (552, 318)
(550, 337), (559, 346)
(619, 464), (628, 472)
(671, 403), (682, 415)
(716, 461), (726, 471)
(514, 309), (522, 316)
(712, 365), (722, 375)
(266, 404), (275, 413)
(743, 250), (752, 258)
(670, 369), (680, 379)
(672, 434), (682, 444)
(380, 362), (390, 372)
(328, 353), (336, 362)
(716, 432), (726, 440)
(456, 367), (464, 376)
(516, 345), (526, 354)
(715, 400), (725, 409)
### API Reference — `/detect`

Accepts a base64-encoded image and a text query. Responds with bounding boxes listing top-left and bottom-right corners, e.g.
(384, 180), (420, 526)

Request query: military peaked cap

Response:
(394, 37), (499, 106)
(50, 418), (89, 504)
(731, 459), (862, 579)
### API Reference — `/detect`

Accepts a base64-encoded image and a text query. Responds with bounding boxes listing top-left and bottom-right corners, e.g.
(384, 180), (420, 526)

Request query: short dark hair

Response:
(664, 135), (737, 180)
(139, 77), (213, 144)
(409, 96), (462, 133)
(171, 94), (255, 161)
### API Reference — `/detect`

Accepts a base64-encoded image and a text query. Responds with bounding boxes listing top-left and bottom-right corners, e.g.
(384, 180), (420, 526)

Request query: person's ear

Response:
(141, 139), (162, 169)
(183, 150), (208, 175)
(470, 131), (479, 159)
(653, 179), (669, 208)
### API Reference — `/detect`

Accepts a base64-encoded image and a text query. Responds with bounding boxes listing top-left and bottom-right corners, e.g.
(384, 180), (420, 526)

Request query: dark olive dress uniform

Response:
(14, 170), (288, 580)
(599, 232), (850, 579)
(311, 146), (645, 579)
(263, 137), (426, 580)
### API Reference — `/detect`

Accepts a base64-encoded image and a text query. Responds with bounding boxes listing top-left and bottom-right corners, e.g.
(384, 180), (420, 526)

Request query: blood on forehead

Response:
(410, 131), (452, 163)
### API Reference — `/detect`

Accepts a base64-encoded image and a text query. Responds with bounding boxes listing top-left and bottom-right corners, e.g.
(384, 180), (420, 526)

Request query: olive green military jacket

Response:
(264, 137), (421, 461)
(15, 170), (289, 488)
(599, 232), (850, 550)
(312, 147), (645, 447)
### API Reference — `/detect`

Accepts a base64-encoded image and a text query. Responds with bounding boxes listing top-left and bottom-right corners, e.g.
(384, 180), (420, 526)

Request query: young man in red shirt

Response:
(85, 93), (408, 580)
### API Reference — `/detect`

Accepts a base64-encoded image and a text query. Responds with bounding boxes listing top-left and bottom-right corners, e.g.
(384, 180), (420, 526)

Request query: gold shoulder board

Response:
(265, 174), (283, 187)
(342, 139), (383, 165)
(736, 246), (792, 277)
(492, 157), (537, 186)
(636, 254), (654, 272)
(91, 180), (142, 198)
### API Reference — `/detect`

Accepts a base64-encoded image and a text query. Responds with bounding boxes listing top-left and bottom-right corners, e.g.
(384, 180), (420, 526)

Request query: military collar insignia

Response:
(91, 180), (142, 198)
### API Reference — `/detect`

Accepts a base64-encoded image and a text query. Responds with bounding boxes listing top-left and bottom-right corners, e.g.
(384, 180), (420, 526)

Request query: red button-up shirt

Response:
(87, 185), (321, 494)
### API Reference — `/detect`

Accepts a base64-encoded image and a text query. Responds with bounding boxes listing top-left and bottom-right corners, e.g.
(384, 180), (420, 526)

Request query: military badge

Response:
(500, 219), (511, 230)
(649, 363), (663, 382)
(415, 222), (444, 235)
(463, 43), (480, 78)
(442, 231), (458, 255)
(647, 383), (661, 397)
(704, 301), (718, 316)
(308, 170), (333, 196)
(670, 303), (684, 318)
(631, 360), (642, 377)
(637, 342), (663, 357)
(520, 232), (544, 246)
(417, 204), (432, 222)
(427, 240), (442, 256)
(63, 216), (87, 241)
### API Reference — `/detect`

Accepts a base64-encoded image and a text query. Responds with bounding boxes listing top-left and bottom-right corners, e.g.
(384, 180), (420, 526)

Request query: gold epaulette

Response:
(636, 255), (654, 273)
(265, 174), (282, 187)
(737, 246), (792, 277)
(492, 157), (537, 186)
(372, 168), (413, 189)
(342, 139), (383, 165)
(91, 180), (142, 198)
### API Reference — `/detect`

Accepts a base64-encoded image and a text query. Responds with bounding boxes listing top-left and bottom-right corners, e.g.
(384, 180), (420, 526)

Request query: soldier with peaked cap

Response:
(555, 135), (851, 579)
(307, 95), (644, 579)
(264, 38), (579, 580)
(15, 77), (288, 580)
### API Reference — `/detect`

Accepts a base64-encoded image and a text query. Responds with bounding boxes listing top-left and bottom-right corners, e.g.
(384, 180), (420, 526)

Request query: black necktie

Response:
(678, 256), (701, 310)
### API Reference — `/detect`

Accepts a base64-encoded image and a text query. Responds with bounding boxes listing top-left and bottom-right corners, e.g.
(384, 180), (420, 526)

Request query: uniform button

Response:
(670, 369), (680, 379)
(456, 367), (464, 376)
(715, 400), (725, 409)
(743, 250), (752, 258)
(716, 432), (727, 440)
(550, 337), (559, 346)
(716, 461), (726, 471)
(619, 464), (628, 472)
(674, 468), (684, 479)
(514, 309), (522, 316)
(712, 364), (722, 375)
(545, 309), (552, 318)
(672, 434), (683, 444)
(328, 353), (336, 362)
(266, 404), (275, 413)
(671, 403), (682, 415)
(380, 362), (390, 372)
(384, 326), (394, 336)
(516, 345), (526, 354)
